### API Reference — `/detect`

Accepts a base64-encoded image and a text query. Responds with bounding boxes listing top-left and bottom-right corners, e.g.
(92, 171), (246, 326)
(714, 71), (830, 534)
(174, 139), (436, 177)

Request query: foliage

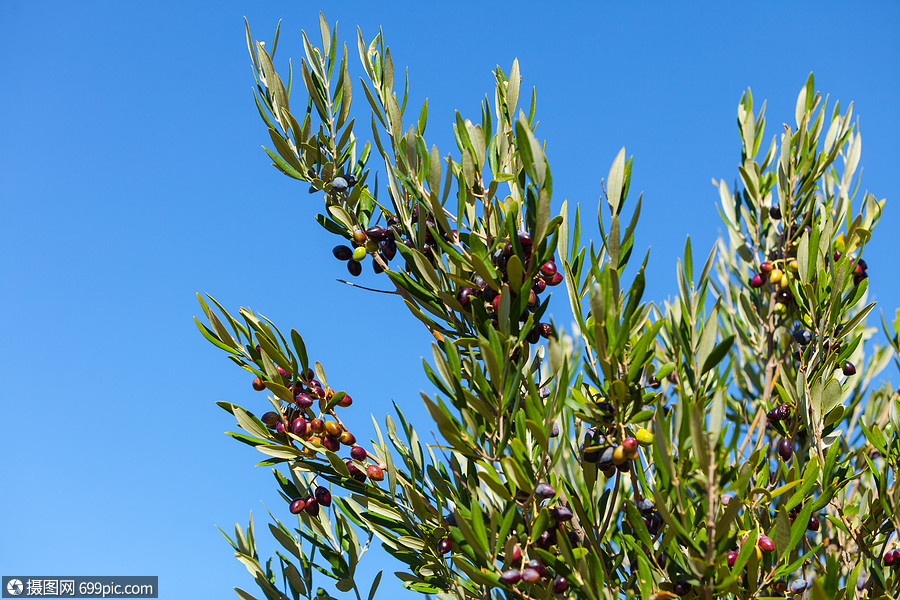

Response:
(197, 13), (900, 600)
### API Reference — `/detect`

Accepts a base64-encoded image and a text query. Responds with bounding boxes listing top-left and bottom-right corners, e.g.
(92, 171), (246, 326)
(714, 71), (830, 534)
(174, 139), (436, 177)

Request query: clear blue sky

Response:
(1, 2), (898, 598)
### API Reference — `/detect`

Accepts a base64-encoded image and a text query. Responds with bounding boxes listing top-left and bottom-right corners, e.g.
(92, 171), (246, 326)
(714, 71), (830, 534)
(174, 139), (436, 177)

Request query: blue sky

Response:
(1, 2), (898, 598)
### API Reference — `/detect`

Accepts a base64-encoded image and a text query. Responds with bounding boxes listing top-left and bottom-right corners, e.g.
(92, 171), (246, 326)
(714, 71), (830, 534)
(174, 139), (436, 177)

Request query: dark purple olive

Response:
(842, 361), (856, 376)
(314, 486), (332, 507)
(726, 551), (738, 567)
(552, 576), (568, 593)
(437, 538), (452, 554)
(295, 393), (314, 409)
(521, 568), (541, 583)
(380, 238), (397, 260)
(769, 204), (781, 219)
(775, 289), (793, 304)
(350, 446), (367, 461)
(749, 273), (765, 288)
(673, 581), (690, 596)
(538, 322), (552, 339)
(366, 225), (388, 241)
(789, 579), (808, 593)
(793, 329), (812, 346)
(323, 435), (341, 452)
(532, 278), (547, 294)
(331, 177), (348, 193)
(778, 438), (794, 461)
(500, 569), (521, 585)
(807, 515), (820, 531)
(347, 260), (362, 276)
(551, 506), (573, 522)
(535, 483), (556, 499)
(261, 412), (280, 428)
(290, 417), (307, 435)
(546, 272), (564, 286)
(289, 498), (305, 514)
(457, 287), (475, 307)
(332, 245), (353, 261)
(540, 261), (557, 277)
(304, 497), (320, 516)
(526, 328), (540, 344)
(645, 511), (663, 535)
(527, 559), (546, 577)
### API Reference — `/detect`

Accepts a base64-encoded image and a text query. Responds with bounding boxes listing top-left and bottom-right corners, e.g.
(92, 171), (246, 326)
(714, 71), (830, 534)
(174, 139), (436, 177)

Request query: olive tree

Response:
(196, 14), (900, 600)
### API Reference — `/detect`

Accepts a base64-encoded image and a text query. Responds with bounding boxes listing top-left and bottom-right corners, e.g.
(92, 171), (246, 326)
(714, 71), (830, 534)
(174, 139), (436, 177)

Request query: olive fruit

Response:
(350, 446), (367, 461)
(304, 497), (319, 516)
(535, 483), (556, 499)
(347, 260), (362, 276)
(438, 538), (452, 554)
(366, 225), (388, 241)
(314, 486), (332, 507)
(673, 581), (690, 596)
(758, 535), (775, 553)
(252, 376), (266, 391)
(332, 245), (353, 261)
(793, 329), (812, 346)
(351, 246), (367, 262)
(806, 515), (820, 532)
(519, 568), (540, 583)
(726, 551), (738, 567)
(551, 506), (573, 522)
(290, 417), (307, 436)
(330, 177), (348, 193)
(289, 498), (305, 514)
(842, 361), (856, 376)
(500, 569), (521, 585)
(777, 438), (793, 461)
(366, 465), (385, 481)
(526, 559), (546, 577)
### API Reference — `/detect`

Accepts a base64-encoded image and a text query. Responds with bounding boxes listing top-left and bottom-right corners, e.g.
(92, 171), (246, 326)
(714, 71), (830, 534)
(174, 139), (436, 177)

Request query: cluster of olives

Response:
(437, 482), (573, 594)
(332, 216), (399, 277)
(455, 233), (561, 338)
(289, 485), (331, 517)
(883, 547), (900, 567)
(331, 196), (456, 277)
(251, 365), (384, 499)
(582, 428), (652, 478)
(748, 258), (798, 301)
(503, 482), (571, 593)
